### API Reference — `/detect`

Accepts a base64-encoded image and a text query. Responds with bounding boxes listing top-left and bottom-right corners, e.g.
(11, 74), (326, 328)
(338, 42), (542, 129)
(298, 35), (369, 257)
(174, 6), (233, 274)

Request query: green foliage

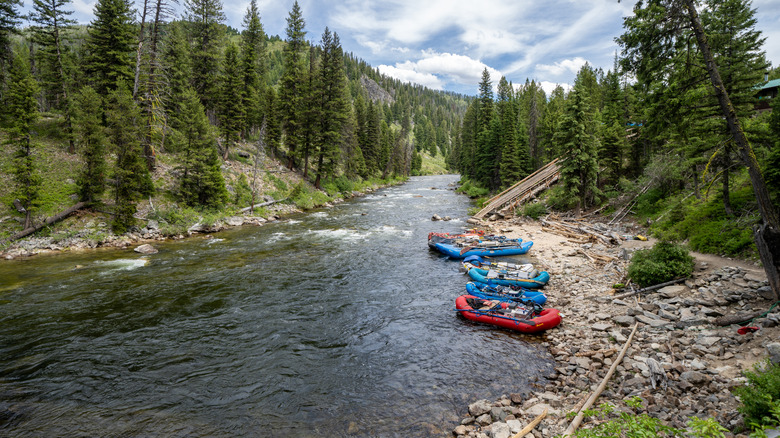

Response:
(628, 241), (695, 287)
(84, 0), (135, 95)
(686, 417), (728, 438)
(569, 400), (685, 438)
(150, 205), (223, 235)
(520, 202), (547, 220)
(72, 85), (106, 204)
(288, 181), (331, 210)
(233, 173), (253, 207)
(457, 179), (489, 198)
(733, 359), (780, 433)
(653, 185), (759, 257)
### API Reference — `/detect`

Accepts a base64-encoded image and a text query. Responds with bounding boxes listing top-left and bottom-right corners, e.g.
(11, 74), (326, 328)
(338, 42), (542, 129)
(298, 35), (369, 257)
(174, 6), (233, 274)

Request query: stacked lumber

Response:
(540, 215), (620, 247)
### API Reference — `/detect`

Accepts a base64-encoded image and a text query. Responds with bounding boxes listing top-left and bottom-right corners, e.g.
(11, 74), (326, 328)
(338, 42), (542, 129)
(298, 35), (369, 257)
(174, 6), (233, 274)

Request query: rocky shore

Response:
(452, 217), (779, 438)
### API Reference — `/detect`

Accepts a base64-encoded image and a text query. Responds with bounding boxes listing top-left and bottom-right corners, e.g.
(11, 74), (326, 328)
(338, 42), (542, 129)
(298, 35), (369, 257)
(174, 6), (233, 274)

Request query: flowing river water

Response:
(0, 175), (554, 437)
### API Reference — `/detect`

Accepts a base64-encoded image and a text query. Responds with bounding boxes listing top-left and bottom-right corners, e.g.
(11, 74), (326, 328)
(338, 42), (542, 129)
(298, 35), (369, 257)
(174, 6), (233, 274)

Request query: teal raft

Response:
(464, 263), (550, 289)
(431, 240), (533, 259)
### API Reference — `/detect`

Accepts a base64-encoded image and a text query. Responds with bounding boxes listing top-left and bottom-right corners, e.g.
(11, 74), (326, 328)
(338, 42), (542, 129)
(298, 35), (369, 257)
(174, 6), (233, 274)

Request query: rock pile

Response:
(453, 220), (779, 438)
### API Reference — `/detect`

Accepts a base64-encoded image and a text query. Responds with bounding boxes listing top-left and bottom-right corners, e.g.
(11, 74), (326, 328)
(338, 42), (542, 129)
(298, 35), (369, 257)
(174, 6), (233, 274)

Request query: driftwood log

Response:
(511, 407), (547, 438)
(562, 323), (639, 437)
(714, 310), (767, 327)
(2, 201), (87, 245)
(612, 278), (687, 299)
(238, 198), (286, 213)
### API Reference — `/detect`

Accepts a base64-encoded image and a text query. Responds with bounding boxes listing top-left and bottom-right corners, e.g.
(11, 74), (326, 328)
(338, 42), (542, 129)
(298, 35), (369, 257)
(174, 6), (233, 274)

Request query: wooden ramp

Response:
(472, 158), (561, 220)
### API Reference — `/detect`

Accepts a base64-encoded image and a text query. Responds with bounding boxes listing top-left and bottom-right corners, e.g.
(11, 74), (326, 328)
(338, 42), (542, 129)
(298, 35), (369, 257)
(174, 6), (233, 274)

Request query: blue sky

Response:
(29, 0), (780, 97)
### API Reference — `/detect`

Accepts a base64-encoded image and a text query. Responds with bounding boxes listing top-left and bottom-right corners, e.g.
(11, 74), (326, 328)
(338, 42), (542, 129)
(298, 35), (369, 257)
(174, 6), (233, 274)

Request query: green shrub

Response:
(734, 359), (780, 434)
(457, 180), (489, 198)
(289, 182), (331, 210)
(233, 174), (253, 208)
(520, 202), (547, 219)
(627, 241), (695, 287)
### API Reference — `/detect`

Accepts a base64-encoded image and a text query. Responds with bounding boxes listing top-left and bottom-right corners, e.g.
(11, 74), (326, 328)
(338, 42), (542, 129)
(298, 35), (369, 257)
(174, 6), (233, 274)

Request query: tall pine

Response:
(84, 0), (135, 95)
(278, 0), (307, 170)
(106, 82), (153, 233)
(6, 51), (41, 230)
(72, 85), (107, 204)
(184, 0), (225, 114)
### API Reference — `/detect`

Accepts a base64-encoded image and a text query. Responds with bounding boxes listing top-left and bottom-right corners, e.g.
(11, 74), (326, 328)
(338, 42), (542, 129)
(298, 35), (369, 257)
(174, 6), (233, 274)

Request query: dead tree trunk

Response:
(3, 202), (87, 245)
(684, 0), (780, 298)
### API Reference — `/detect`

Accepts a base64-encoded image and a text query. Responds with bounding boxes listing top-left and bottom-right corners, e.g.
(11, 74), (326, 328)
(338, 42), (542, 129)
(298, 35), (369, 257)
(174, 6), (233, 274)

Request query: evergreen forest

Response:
(1, 0), (780, 291)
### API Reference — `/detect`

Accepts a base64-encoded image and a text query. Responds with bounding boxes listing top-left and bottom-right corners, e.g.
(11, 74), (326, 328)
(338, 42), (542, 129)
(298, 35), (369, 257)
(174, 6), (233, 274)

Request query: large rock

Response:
(490, 422), (511, 438)
(680, 371), (710, 386)
(768, 343), (780, 365)
(658, 285), (687, 298)
(469, 399), (493, 417)
(225, 216), (245, 227)
(134, 244), (158, 254)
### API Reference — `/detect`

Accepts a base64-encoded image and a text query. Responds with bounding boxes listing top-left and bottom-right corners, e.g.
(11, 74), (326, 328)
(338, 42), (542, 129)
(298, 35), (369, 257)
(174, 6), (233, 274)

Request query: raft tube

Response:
(455, 294), (561, 334)
(465, 281), (547, 306)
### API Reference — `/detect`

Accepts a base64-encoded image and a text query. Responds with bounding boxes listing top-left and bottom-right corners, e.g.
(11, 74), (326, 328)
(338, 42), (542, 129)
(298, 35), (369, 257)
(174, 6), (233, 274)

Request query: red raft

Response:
(455, 295), (561, 334)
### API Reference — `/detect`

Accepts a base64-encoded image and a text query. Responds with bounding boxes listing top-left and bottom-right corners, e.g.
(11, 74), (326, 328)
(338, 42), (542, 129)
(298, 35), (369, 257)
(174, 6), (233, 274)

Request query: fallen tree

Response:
(2, 202), (87, 245)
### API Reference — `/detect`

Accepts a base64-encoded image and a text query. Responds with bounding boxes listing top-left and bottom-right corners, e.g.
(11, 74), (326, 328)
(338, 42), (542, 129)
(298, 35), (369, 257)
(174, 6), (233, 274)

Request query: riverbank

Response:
(0, 184), (391, 260)
(451, 216), (779, 438)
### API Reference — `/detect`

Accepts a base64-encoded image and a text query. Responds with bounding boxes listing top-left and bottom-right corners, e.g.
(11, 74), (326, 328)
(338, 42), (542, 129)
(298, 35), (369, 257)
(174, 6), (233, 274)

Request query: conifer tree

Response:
(162, 22), (191, 116)
(72, 85), (106, 204)
(278, 0), (307, 170)
(178, 87), (228, 208)
(106, 82), (153, 233)
(28, 0), (76, 111)
(6, 51), (41, 230)
(218, 42), (245, 160)
(474, 68), (498, 188)
(341, 104), (366, 179)
(0, 0), (22, 76)
(313, 27), (348, 189)
(240, 0), (266, 133)
(555, 76), (600, 217)
(84, 0), (135, 96)
(185, 0), (226, 113)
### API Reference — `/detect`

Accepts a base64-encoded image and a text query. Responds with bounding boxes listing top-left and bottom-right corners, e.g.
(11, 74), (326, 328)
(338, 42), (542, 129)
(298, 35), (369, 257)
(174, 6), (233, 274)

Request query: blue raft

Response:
(465, 281), (547, 306)
(465, 264), (550, 289)
(432, 240), (533, 259)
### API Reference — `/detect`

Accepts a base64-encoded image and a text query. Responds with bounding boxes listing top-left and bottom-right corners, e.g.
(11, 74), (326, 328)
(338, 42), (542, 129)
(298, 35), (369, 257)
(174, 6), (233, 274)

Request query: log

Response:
(714, 310), (766, 327)
(562, 323), (639, 437)
(2, 202), (87, 244)
(512, 407), (547, 438)
(612, 277), (687, 299)
(238, 198), (287, 213)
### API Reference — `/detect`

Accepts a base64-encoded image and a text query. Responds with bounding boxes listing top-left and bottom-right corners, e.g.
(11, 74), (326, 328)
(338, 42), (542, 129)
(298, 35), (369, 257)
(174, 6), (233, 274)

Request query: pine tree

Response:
(185, 0), (226, 113)
(474, 68), (498, 189)
(555, 76), (600, 217)
(0, 0), (22, 75)
(162, 22), (191, 117)
(313, 27), (348, 189)
(72, 85), (107, 204)
(6, 51), (41, 230)
(278, 0), (307, 170)
(106, 82), (153, 233)
(178, 87), (228, 208)
(28, 0), (76, 109)
(240, 0), (266, 133)
(341, 103), (366, 179)
(84, 0), (135, 95)
(218, 42), (245, 160)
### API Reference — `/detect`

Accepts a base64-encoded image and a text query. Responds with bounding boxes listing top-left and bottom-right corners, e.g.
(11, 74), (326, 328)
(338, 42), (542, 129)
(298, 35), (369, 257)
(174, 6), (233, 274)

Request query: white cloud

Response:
(377, 64), (444, 90)
(535, 57), (588, 77)
(377, 51), (503, 91)
(538, 81), (571, 96)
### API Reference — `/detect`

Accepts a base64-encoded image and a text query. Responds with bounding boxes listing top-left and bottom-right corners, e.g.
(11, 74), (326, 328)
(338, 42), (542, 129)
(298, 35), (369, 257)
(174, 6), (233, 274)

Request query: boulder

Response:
(491, 422), (511, 438)
(658, 285), (687, 298)
(225, 216), (245, 227)
(431, 214), (442, 221)
(469, 399), (493, 417)
(680, 370), (710, 386)
(768, 343), (780, 365)
(134, 244), (158, 254)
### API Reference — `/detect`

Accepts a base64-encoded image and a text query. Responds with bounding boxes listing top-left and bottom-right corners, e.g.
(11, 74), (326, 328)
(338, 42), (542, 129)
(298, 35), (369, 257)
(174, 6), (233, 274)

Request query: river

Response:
(0, 175), (554, 437)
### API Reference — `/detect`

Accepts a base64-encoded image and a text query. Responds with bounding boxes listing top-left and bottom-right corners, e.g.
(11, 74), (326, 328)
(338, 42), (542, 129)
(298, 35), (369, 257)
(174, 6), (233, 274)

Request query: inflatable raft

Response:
(465, 281), (547, 306)
(455, 295), (561, 333)
(432, 240), (533, 259)
(465, 264), (550, 289)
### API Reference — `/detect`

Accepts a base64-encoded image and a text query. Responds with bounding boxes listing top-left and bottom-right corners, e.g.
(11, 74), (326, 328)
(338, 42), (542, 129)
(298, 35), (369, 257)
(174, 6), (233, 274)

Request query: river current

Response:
(0, 175), (553, 437)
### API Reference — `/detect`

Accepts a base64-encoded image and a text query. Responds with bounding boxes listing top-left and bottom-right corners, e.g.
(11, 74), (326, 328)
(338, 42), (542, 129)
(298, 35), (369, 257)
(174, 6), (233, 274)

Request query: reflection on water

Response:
(0, 176), (554, 437)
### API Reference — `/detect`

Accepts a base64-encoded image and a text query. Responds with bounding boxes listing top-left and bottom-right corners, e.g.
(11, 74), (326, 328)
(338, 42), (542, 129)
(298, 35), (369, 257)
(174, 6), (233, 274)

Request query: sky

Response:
(29, 0), (780, 97)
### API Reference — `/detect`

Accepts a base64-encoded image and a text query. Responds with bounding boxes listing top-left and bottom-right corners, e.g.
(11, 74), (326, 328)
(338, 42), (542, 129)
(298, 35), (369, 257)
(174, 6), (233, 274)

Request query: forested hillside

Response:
(0, 0), (470, 240)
